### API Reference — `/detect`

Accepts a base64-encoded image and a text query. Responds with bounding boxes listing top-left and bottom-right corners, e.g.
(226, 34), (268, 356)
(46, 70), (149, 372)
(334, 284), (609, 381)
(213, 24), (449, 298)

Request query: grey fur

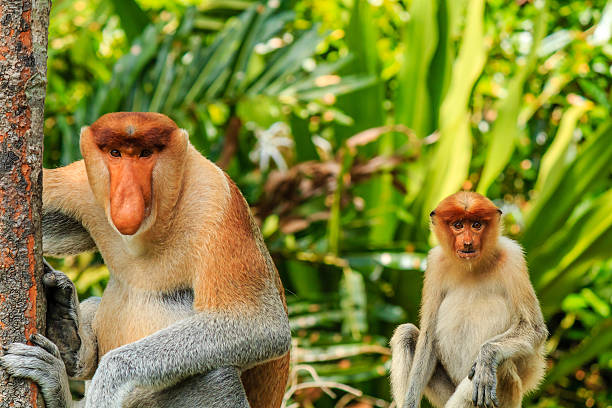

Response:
(6, 179), (291, 407)
(0, 334), (75, 408)
(159, 288), (194, 307)
(2, 261), (290, 407)
(71, 297), (101, 380)
(43, 210), (96, 256)
(468, 347), (499, 407)
(85, 284), (290, 407)
(124, 367), (250, 408)
(390, 324), (456, 408)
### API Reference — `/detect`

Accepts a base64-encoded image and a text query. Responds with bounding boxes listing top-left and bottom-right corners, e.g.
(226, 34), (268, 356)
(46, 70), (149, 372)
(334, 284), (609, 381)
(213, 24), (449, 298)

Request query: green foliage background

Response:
(44, 0), (612, 406)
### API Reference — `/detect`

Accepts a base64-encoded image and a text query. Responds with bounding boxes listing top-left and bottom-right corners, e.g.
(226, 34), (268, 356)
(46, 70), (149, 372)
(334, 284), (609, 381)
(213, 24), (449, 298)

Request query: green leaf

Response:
(107, 0), (151, 43)
(477, 1), (549, 194)
(395, 0), (438, 138)
(532, 100), (592, 193)
(421, 0), (486, 220)
(523, 122), (612, 250)
(532, 189), (612, 295)
(339, 268), (368, 339)
(246, 26), (325, 95)
(581, 288), (611, 317)
(543, 318), (612, 386)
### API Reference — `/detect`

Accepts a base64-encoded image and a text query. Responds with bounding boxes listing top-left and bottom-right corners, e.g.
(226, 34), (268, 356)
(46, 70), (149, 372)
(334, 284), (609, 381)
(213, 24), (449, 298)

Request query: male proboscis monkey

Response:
(0, 112), (291, 408)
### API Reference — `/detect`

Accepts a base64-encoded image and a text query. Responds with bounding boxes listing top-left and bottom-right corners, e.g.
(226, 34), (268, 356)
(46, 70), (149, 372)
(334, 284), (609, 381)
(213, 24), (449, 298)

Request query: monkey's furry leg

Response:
(443, 378), (472, 408)
(125, 367), (250, 408)
(0, 335), (249, 408)
(84, 288), (290, 408)
(390, 323), (456, 407)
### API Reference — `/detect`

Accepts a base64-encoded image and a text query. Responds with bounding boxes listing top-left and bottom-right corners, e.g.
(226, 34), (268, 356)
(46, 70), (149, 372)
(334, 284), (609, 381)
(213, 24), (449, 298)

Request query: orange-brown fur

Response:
(390, 192), (547, 408)
(43, 112), (289, 407)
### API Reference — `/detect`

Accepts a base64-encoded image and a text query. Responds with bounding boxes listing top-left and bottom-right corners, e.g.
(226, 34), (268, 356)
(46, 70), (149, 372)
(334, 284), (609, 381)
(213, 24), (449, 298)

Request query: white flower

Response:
(249, 122), (293, 172)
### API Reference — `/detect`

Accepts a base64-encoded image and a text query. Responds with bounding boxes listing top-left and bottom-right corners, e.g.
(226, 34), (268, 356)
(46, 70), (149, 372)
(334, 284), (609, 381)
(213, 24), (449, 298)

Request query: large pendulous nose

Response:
(109, 162), (146, 235)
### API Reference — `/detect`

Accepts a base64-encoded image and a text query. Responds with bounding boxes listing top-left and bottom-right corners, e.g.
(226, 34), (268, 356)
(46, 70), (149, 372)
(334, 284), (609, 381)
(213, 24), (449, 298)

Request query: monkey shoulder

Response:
(424, 246), (452, 282)
(425, 246), (446, 271)
(496, 236), (529, 277)
(497, 236), (525, 257)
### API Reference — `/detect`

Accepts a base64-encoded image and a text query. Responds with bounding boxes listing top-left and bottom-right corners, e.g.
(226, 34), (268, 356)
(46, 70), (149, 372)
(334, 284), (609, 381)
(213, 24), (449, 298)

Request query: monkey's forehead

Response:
(433, 191), (500, 220)
(434, 209), (499, 221)
(89, 112), (178, 148)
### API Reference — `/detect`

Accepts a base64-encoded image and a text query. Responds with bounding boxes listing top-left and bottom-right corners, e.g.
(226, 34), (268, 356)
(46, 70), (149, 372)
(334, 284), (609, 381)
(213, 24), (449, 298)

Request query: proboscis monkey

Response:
(390, 192), (547, 408)
(0, 112), (291, 408)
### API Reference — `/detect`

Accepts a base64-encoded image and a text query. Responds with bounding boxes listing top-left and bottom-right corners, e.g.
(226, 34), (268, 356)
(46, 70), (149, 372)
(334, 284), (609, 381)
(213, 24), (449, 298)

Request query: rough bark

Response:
(0, 0), (50, 406)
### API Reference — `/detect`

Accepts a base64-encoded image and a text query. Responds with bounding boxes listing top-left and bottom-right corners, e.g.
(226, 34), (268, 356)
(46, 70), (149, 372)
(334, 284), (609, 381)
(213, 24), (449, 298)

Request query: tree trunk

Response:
(0, 0), (50, 406)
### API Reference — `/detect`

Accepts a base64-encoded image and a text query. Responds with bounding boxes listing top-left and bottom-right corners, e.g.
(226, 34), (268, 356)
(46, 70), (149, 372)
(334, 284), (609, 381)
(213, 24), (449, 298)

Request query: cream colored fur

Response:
(390, 237), (547, 408)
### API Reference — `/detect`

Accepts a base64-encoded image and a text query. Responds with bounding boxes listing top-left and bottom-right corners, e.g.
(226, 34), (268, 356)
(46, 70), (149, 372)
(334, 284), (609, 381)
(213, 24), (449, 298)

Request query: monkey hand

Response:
(401, 399), (419, 408)
(468, 349), (499, 408)
(43, 259), (82, 376)
(0, 334), (73, 408)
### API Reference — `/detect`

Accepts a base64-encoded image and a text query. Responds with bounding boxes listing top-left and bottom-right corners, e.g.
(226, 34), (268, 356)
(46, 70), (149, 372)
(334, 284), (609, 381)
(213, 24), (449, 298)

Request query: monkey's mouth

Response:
(457, 249), (479, 259)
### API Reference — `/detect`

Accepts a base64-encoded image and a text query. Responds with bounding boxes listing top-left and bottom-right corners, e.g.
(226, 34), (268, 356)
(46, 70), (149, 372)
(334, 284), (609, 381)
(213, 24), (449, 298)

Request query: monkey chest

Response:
(435, 288), (512, 383)
(93, 281), (195, 358)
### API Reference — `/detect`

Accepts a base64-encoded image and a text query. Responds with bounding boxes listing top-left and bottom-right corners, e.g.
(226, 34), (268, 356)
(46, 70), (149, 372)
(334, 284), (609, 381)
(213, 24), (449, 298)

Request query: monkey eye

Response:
(139, 149), (153, 158)
(472, 221), (482, 230)
(110, 149), (121, 158)
(452, 221), (464, 230)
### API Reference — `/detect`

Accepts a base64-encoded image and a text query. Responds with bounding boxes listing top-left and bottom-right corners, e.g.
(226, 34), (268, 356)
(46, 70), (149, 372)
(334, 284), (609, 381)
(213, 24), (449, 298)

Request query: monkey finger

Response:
(42, 258), (55, 274)
(42, 271), (59, 288)
(484, 385), (493, 408)
(43, 271), (73, 292)
(468, 362), (476, 380)
(472, 382), (479, 406)
(30, 333), (62, 360)
(43, 274), (76, 305)
(1, 356), (48, 380)
(491, 388), (499, 407)
(478, 384), (487, 408)
(2, 343), (56, 365)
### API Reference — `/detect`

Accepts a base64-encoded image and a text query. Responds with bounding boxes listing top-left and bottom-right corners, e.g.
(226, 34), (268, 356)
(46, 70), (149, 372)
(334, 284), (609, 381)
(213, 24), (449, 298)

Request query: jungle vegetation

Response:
(44, 0), (612, 406)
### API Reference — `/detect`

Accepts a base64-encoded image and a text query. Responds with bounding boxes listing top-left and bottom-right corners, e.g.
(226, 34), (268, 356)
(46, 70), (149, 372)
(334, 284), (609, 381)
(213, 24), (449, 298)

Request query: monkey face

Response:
(80, 112), (188, 236)
(430, 191), (502, 262)
(448, 218), (485, 260)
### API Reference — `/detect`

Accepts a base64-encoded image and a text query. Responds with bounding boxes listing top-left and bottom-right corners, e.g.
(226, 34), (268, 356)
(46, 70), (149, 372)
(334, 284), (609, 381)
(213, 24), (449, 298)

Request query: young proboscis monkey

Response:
(390, 192), (547, 408)
(0, 112), (291, 408)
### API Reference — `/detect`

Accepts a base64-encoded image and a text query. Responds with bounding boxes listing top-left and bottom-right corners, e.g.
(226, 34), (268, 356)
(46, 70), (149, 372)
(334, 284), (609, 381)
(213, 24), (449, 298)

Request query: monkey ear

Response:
(79, 126), (93, 155)
(79, 126), (90, 143)
(179, 129), (189, 141)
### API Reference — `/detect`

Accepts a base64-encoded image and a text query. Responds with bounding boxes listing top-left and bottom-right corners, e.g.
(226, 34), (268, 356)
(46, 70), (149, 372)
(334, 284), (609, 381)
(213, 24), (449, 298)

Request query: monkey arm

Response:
(469, 275), (548, 408)
(478, 268), (548, 365)
(477, 318), (547, 364)
(401, 328), (438, 408)
(468, 318), (546, 408)
(43, 210), (97, 256)
(85, 291), (291, 408)
(70, 297), (100, 380)
(42, 163), (99, 256)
